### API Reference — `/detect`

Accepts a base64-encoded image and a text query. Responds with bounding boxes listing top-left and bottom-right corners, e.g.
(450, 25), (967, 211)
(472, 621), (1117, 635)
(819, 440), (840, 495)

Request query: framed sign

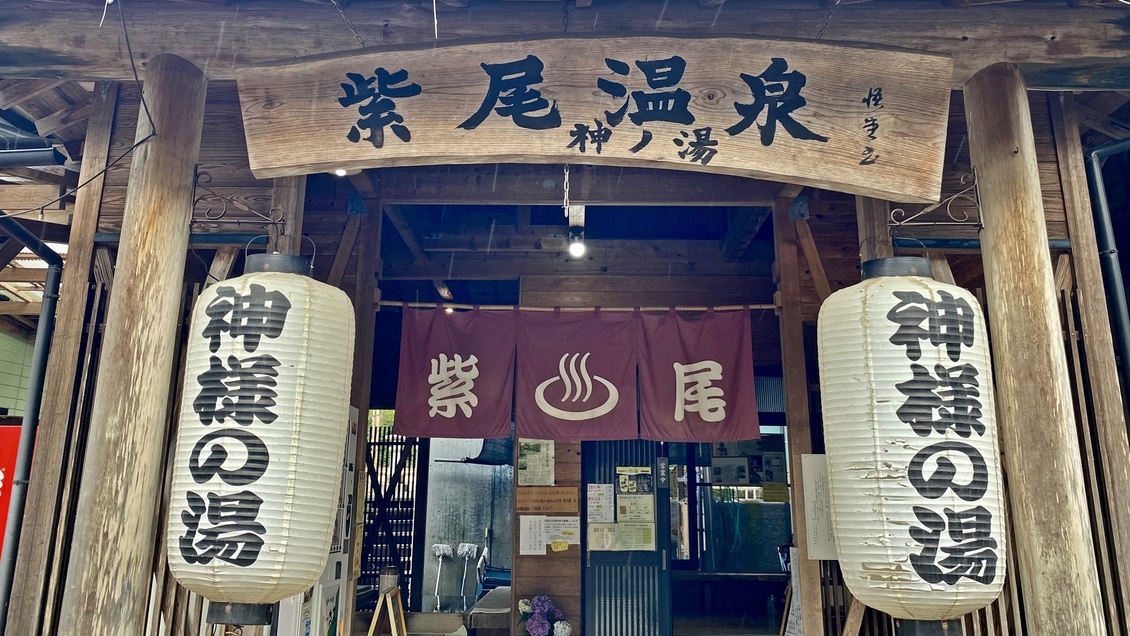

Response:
(238, 36), (952, 202)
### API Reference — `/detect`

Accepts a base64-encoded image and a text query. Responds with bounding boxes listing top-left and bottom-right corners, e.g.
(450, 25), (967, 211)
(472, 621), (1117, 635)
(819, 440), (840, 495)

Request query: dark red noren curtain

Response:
(638, 308), (759, 441)
(515, 310), (640, 441)
(394, 308), (514, 438)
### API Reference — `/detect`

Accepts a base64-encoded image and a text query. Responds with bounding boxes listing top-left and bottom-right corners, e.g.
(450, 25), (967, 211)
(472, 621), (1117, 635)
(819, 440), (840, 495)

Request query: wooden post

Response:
(1049, 91), (1130, 626)
(4, 81), (119, 636)
(772, 197), (824, 636)
(343, 171), (382, 635)
(854, 197), (894, 262)
(267, 176), (307, 255)
(963, 62), (1105, 635)
(57, 54), (207, 633)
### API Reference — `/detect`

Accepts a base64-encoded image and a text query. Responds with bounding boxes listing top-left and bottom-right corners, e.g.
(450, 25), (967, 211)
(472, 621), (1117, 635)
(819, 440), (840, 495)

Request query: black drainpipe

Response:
(0, 213), (63, 635)
(1084, 138), (1130, 417)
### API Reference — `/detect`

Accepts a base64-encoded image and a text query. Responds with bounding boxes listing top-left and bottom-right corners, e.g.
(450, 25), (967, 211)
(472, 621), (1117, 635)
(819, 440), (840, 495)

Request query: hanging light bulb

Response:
(568, 227), (586, 258)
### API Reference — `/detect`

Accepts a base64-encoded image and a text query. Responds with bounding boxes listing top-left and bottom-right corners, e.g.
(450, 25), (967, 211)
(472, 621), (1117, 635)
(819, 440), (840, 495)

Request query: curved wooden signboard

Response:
(237, 37), (952, 203)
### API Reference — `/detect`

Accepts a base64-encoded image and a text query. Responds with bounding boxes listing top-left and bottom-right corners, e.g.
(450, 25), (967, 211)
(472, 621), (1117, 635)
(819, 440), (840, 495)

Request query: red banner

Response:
(638, 309), (759, 441)
(394, 308), (514, 439)
(516, 310), (640, 441)
(0, 425), (20, 548)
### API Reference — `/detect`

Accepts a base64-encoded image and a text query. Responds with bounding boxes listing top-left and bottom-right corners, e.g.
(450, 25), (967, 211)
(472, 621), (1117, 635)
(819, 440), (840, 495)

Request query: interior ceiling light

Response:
(566, 203), (586, 259)
(568, 226), (586, 258)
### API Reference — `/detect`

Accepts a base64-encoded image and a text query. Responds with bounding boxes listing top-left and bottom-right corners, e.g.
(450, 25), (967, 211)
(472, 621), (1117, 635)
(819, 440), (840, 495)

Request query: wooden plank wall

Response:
(509, 443), (583, 636)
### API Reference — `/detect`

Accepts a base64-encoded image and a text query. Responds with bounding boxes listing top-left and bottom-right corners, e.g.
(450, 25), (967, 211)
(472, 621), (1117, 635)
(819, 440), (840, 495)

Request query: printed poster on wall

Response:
(639, 309), (759, 441)
(517, 439), (555, 486)
(516, 310), (640, 440)
(395, 308), (514, 439)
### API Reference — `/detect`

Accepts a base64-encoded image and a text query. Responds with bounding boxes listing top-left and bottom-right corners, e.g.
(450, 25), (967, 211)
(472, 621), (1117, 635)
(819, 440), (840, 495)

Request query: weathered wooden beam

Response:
(421, 225), (569, 252)
(0, 267), (48, 283)
(772, 197), (824, 636)
(520, 274), (773, 306)
(206, 245), (239, 284)
(926, 252), (956, 285)
(383, 203), (428, 263)
(1074, 101), (1130, 140)
(720, 207), (771, 262)
(34, 97), (91, 137)
(383, 239), (774, 279)
(344, 189), (381, 636)
(4, 81), (119, 636)
(794, 218), (831, 302)
(57, 55), (206, 634)
(855, 196), (894, 262)
(965, 62), (1105, 635)
(0, 167), (68, 187)
(0, 79), (65, 109)
(382, 165), (778, 206)
(1050, 91), (1130, 626)
(0, 184), (65, 212)
(327, 213), (362, 287)
(0, 301), (42, 315)
(1, 2), (1128, 88)
(842, 599), (867, 636)
(266, 175), (307, 255)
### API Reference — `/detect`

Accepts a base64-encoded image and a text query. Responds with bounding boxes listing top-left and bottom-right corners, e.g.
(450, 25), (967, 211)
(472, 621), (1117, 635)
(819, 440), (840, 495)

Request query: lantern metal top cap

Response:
(861, 257), (933, 280)
(245, 253), (312, 277)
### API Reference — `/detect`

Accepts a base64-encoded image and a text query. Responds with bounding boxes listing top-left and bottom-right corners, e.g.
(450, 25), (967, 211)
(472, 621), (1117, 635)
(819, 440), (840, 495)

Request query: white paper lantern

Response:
(167, 254), (355, 619)
(817, 257), (1005, 620)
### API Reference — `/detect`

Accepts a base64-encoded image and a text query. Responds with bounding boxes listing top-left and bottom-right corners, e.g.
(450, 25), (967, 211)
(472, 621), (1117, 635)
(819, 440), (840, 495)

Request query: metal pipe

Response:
(1084, 137), (1130, 406)
(0, 148), (66, 169)
(893, 237), (1072, 251)
(0, 212), (64, 635)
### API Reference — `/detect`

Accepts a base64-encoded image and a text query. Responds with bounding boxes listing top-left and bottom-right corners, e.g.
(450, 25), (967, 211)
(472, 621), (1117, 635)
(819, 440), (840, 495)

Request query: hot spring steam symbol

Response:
(534, 352), (619, 420)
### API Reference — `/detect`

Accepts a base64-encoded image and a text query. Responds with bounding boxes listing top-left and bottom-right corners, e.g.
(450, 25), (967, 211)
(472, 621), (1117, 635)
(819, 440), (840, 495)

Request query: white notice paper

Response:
(616, 523), (657, 551)
(617, 494), (655, 523)
(784, 548), (803, 636)
(801, 454), (837, 560)
(545, 516), (581, 545)
(519, 515), (547, 555)
(587, 523), (618, 551)
(587, 483), (615, 523)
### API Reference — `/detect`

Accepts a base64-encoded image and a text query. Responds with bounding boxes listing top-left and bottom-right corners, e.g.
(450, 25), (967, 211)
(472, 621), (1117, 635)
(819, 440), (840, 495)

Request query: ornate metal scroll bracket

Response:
(889, 170), (982, 232)
(191, 169), (285, 234)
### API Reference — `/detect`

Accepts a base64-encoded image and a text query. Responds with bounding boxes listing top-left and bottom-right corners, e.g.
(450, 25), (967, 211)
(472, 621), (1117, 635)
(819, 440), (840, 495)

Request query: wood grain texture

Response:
(1049, 91), (1130, 628)
(0, 1), (1128, 90)
(4, 81), (119, 636)
(854, 197), (893, 261)
(0, 184), (65, 212)
(238, 37), (952, 202)
(964, 62), (1105, 636)
(267, 175), (307, 255)
(772, 199), (824, 636)
(56, 55), (207, 635)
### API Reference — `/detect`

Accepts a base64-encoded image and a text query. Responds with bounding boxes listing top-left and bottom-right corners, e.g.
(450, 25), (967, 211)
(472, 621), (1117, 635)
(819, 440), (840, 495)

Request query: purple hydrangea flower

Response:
(554, 609), (566, 622)
(530, 595), (555, 617)
(526, 614), (551, 636)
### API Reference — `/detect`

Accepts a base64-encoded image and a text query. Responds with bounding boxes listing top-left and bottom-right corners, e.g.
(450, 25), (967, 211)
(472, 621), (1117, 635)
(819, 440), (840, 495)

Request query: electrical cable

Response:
(0, 0), (157, 221)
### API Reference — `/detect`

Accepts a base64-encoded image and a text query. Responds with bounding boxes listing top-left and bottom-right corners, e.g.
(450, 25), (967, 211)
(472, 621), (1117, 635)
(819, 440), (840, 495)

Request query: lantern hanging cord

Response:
(0, 0), (156, 221)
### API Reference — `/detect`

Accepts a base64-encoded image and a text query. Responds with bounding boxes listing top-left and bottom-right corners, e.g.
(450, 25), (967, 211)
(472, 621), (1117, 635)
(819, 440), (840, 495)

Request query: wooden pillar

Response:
(772, 197), (824, 636)
(267, 176), (307, 255)
(1050, 91), (1130, 627)
(964, 63), (1104, 634)
(854, 196), (894, 261)
(4, 82), (119, 636)
(343, 171), (382, 635)
(57, 54), (207, 634)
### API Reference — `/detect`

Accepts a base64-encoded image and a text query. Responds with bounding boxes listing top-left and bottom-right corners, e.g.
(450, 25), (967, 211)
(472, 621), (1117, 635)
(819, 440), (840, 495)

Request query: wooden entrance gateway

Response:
(0, 3), (1128, 636)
